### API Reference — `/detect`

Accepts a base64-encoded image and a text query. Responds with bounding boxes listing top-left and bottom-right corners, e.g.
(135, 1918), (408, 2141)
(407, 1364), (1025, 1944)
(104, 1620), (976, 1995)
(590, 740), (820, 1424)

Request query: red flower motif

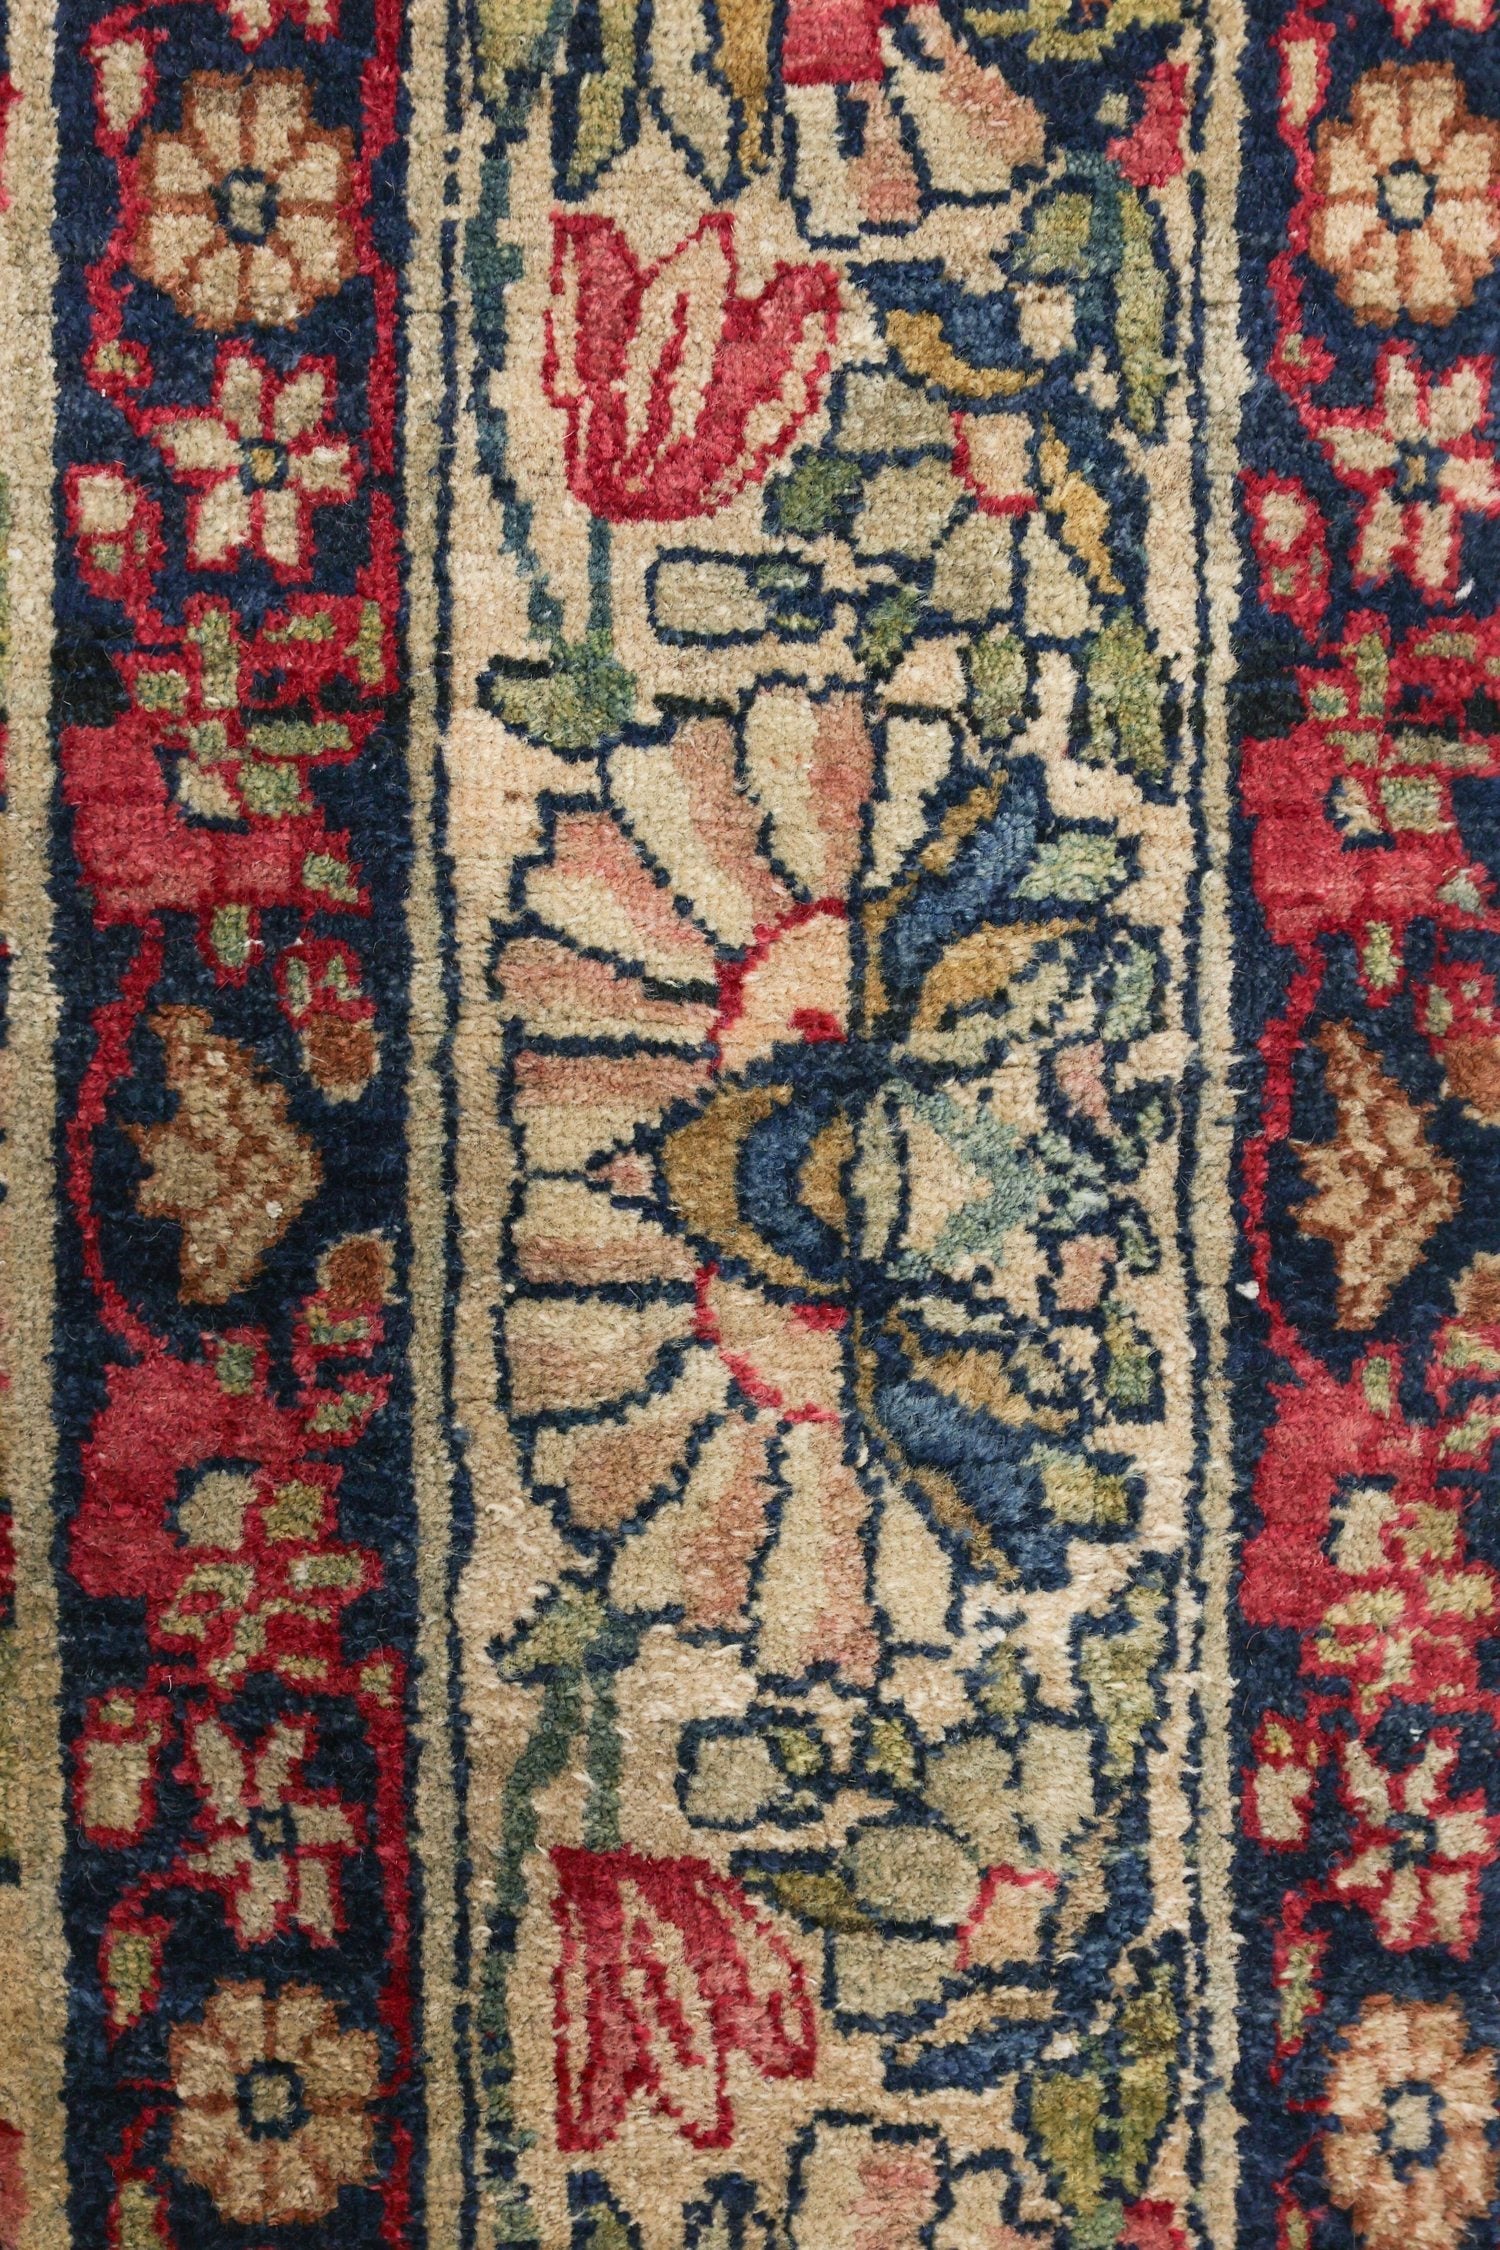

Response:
(544, 213), (840, 523)
(1243, 471), (1330, 637)
(781, 0), (902, 84)
(550, 1846), (816, 2151)
(1121, 2204), (1189, 2250)
(1108, 62), (1189, 189)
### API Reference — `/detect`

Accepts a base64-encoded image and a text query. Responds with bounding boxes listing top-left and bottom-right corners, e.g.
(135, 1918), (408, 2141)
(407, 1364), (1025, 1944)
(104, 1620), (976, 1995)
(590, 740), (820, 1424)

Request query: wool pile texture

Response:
(1, 0), (1499, 2241)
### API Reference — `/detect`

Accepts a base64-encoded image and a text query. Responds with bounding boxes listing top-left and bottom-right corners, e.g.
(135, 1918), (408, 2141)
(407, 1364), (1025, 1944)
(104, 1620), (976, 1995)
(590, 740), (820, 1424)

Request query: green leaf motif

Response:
(498, 1589), (608, 1681)
(562, 0), (638, 189)
(1030, 1946), (1182, 2224)
(856, 587), (922, 679)
(1020, 190), (1095, 278)
(1117, 187), (1170, 435)
(965, 0), (1181, 60)
(1030, 2070), (1106, 2217)
(483, 632), (635, 754)
(474, 0), (566, 111)
(968, 626), (1029, 743)
(1101, 932), (1159, 1043)
(1100, 1304), (1161, 1415)
(1078, 1566), (1170, 1776)
(1088, 614), (1167, 779)
(575, 2207), (637, 2250)
(764, 1870), (872, 1932)
(1117, 1956), (1182, 2190)
(1032, 1444), (1132, 1531)
(767, 452), (862, 539)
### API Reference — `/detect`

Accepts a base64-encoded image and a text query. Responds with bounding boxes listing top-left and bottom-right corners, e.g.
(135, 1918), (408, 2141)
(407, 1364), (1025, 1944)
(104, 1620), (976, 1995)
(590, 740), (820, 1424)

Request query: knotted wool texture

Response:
(1, 0), (1498, 2243)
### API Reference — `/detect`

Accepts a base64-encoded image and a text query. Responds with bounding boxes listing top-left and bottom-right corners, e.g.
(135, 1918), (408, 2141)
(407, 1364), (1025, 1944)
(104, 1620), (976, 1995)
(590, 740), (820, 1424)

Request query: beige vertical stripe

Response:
(400, 0), (470, 2235)
(0, 0), (71, 2243)
(1194, 0), (1252, 2237)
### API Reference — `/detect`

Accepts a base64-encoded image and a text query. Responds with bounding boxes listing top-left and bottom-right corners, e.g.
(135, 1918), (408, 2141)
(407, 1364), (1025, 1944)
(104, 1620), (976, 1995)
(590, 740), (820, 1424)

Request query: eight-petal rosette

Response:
(129, 70), (356, 329)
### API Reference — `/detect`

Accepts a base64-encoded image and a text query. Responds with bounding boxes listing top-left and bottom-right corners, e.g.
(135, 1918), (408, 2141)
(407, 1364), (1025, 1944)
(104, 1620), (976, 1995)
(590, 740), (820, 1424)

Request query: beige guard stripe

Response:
(1, 0), (73, 2242)
(401, 0), (472, 2235)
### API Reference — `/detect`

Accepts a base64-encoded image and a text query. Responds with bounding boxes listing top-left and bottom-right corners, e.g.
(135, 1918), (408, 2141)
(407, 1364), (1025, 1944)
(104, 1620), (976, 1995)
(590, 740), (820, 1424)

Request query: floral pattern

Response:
(1312, 346), (1500, 598)
(1308, 64), (1500, 326)
(183, 1717), (360, 1945)
(549, 1849), (816, 2150)
(1322, 1998), (1499, 2250)
(40, 0), (415, 2235)
(1238, 0), (1500, 2236)
(130, 71), (355, 329)
(144, 346), (359, 573)
(495, 683), (1171, 1603)
(543, 213), (841, 522)
(468, 1), (1200, 2239)
(21, 0), (1500, 2228)
(168, 1981), (379, 2225)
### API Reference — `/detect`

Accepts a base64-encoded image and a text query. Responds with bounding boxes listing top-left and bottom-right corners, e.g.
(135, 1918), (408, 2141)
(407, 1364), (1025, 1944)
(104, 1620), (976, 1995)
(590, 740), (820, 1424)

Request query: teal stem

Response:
(587, 512), (613, 640)
(583, 1669), (623, 1852)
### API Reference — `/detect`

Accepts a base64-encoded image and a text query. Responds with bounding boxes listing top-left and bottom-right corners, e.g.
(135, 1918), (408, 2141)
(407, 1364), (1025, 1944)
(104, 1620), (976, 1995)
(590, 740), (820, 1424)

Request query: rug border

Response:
(2, 0), (73, 2239)
(1193, 0), (1253, 2234)
(402, 0), (476, 2234)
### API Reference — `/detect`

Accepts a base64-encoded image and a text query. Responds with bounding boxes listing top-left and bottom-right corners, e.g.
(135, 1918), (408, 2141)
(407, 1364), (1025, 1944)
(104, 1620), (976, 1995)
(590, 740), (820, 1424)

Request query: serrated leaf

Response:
(104, 1929), (157, 2029)
(1088, 612), (1168, 781)
(1117, 187), (1169, 435)
(115, 2182), (170, 2250)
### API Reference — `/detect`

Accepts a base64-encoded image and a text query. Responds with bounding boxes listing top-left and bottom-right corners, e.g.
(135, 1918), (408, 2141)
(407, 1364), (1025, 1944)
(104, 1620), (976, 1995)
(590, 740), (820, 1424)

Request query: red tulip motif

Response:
(550, 1846), (817, 2151)
(543, 212), (840, 523)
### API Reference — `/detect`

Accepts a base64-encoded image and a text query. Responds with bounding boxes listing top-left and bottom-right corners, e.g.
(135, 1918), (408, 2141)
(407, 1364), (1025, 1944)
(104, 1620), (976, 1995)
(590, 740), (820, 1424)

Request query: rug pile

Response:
(1, 0), (1498, 2242)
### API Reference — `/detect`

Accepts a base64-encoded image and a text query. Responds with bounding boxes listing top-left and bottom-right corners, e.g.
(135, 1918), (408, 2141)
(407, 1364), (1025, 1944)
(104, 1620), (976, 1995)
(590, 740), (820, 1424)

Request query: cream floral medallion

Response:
(168, 1981), (379, 2225)
(131, 71), (356, 329)
(495, 682), (1172, 1601)
(1309, 63), (1500, 326)
(1322, 1997), (1500, 2250)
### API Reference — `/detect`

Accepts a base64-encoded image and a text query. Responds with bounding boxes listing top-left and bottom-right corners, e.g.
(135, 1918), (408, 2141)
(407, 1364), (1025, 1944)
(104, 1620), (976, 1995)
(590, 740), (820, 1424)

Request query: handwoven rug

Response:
(2, 0), (1499, 2240)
